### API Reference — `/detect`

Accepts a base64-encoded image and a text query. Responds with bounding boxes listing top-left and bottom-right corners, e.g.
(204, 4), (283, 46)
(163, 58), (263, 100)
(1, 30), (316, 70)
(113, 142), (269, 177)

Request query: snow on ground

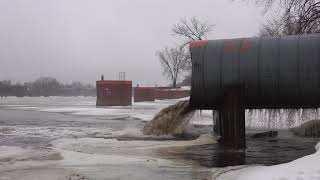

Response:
(215, 141), (320, 180)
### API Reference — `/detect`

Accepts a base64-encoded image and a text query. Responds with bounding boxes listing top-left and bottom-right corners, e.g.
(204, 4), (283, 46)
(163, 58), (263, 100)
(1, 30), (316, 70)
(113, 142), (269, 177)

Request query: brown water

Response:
(143, 100), (195, 136)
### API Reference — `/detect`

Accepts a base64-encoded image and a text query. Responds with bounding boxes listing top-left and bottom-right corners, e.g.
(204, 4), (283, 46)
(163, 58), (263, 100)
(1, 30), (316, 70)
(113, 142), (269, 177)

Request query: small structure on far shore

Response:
(154, 87), (190, 100)
(96, 76), (132, 106)
(96, 73), (190, 105)
(133, 86), (190, 102)
(134, 87), (156, 102)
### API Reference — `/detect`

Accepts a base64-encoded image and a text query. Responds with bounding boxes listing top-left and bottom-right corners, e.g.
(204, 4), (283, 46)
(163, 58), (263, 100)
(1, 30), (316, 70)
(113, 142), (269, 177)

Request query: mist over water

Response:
(246, 108), (320, 129)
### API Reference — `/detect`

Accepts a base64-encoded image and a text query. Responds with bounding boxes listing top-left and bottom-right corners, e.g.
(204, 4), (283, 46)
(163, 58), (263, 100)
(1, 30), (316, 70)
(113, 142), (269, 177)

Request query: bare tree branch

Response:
(172, 17), (214, 46)
(156, 17), (214, 87)
(156, 47), (189, 88)
(256, 0), (320, 36)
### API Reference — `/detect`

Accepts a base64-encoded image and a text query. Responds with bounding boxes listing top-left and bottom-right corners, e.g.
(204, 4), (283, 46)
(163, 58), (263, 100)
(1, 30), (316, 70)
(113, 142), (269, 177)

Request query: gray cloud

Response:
(0, 0), (263, 85)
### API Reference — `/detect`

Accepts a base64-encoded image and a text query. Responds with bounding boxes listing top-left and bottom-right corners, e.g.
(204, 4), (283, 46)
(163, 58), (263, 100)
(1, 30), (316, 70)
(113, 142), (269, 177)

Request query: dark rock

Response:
(291, 120), (320, 137)
(250, 131), (278, 138)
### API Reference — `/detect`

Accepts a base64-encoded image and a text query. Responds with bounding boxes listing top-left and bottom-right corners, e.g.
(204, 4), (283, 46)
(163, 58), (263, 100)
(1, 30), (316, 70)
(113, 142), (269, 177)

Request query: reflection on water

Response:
(157, 130), (319, 167)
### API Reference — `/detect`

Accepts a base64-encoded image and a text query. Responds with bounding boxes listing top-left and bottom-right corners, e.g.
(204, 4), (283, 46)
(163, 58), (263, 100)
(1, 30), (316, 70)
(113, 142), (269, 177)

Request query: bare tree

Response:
(259, 19), (283, 36)
(259, 15), (298, 36)
(172, 17), (214, 47)
(171, 17), (214, 85)
(255, 0), (320, 36)
(157, 47), (189, 88)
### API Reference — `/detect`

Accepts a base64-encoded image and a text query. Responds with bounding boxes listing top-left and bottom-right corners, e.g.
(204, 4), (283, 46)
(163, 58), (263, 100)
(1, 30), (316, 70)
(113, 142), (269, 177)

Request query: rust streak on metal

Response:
(190, 40), (208, 48)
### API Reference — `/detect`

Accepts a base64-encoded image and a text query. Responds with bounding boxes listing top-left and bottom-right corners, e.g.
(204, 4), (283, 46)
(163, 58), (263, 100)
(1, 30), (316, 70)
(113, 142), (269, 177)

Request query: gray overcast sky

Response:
(0, 0), (264, 86)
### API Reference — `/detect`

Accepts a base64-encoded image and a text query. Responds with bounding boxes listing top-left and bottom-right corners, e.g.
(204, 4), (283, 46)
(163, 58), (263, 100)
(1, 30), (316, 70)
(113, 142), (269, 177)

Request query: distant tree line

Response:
(0, 77), (96, 97)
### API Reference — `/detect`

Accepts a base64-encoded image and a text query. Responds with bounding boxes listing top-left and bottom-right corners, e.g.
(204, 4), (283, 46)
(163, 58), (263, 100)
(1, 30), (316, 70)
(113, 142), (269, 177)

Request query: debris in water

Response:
(249, 131), (278, 138)
(143, 100), (195, 136)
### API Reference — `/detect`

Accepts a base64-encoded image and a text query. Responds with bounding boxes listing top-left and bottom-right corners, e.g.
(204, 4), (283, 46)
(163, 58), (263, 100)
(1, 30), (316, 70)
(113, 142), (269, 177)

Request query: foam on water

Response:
(112, 127), (143, 137)
(143, 100), (195, 136)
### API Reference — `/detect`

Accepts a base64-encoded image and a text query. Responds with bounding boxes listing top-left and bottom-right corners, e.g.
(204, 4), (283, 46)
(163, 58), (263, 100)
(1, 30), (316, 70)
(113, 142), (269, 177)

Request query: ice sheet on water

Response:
(1, 96), (214, 126)
(0, 96), (96, 106)
(0, 125), (113, 139)
(1, 97), (189, 122)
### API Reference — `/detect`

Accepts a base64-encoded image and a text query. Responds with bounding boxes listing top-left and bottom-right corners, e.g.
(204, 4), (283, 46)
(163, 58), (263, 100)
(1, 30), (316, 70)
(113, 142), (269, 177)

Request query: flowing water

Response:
(246, 108), (320, 129)
(143, 100), (195, 136)
(0, 97), (319, 180)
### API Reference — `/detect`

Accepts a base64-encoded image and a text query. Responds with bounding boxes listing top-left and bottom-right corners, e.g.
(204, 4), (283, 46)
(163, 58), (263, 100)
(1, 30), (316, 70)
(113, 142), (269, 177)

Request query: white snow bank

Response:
(217, 141), (320, 180)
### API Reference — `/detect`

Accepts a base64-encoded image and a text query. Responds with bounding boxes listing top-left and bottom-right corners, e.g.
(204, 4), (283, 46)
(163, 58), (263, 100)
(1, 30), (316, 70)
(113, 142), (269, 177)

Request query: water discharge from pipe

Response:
(143, 100), (196, 136)
(246, 108), (320, 129)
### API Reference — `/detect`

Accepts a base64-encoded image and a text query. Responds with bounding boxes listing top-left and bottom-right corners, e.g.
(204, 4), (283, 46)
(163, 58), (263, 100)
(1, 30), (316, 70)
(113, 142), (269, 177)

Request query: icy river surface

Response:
(0, 96), (319, 180)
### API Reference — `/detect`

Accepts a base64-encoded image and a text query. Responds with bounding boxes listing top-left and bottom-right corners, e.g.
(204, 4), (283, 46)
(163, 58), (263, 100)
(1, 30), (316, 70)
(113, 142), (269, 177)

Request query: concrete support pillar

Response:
(217, 85), (246, 149)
